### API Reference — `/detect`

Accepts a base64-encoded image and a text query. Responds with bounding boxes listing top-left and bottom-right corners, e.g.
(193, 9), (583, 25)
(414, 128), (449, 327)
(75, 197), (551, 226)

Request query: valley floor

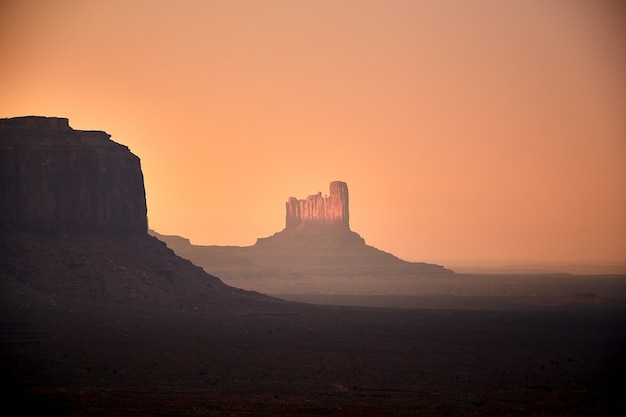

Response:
(2, 291), (625, 416)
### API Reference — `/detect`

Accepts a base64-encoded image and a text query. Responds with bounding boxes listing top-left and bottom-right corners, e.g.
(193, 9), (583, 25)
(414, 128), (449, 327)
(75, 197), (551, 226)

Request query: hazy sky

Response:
(2, 0), (625, 266)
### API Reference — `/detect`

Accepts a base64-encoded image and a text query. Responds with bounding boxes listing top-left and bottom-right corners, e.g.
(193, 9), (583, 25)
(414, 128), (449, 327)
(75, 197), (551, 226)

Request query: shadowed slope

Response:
(0, 228), (279, 312)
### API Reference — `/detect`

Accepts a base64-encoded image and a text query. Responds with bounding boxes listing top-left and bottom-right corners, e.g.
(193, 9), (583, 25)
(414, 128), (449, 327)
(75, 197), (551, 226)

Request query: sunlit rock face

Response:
(285, 181), (350, 230)
(256, 181), (364, 248)
(0, 116), (147, 234)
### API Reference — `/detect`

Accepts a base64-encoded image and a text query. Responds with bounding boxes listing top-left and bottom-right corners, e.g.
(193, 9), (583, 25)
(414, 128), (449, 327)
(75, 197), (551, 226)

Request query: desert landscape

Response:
(3, 3), (625, 415)
(1, 116), (625, 416)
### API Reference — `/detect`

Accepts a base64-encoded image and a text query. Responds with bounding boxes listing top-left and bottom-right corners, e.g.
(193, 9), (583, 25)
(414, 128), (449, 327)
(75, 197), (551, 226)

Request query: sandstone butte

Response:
(153, 181), (455, 295)
(253, 180), (367, 248)
(0, 115), (276, 310)
(285, 181), (350, 230)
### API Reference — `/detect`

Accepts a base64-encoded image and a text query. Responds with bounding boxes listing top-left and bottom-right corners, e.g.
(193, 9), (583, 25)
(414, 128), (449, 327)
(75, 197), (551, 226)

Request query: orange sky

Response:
(2, 0), (625, 267)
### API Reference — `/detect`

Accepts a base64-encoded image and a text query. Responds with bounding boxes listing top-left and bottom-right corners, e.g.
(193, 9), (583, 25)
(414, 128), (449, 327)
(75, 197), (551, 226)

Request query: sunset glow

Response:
(2, 0), (625, 267)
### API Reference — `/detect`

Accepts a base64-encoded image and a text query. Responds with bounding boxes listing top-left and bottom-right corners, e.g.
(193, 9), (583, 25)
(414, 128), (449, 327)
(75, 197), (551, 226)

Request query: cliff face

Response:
(0, 116), (147, 234)
(285, 181), (350, 230)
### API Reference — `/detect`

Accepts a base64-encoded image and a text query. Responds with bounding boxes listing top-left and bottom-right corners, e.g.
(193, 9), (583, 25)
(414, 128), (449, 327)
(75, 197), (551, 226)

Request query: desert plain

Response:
(2, 263), (625, 416)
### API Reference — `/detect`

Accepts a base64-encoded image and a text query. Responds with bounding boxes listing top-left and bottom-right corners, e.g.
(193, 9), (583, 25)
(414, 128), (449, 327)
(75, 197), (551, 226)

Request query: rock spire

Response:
(285, 181), (350, 230)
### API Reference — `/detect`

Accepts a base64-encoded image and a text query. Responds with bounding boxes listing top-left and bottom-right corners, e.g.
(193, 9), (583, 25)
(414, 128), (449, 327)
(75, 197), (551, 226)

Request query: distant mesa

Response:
(0, 116), (147, 235)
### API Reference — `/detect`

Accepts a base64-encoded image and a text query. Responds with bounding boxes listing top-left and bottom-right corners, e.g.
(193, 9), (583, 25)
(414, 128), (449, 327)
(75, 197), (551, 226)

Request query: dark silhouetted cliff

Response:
(0, 116), (147, 234)
(0, 116), (277, 311)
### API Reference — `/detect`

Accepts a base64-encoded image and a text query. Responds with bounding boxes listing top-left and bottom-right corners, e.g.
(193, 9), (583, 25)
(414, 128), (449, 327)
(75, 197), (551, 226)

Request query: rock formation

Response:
(0, 116), (147, 234)
(0, 115), (276, 311)
(152, 181), (455, 295)
(257, 181), (363, 248)
(286, 181), (350, 230)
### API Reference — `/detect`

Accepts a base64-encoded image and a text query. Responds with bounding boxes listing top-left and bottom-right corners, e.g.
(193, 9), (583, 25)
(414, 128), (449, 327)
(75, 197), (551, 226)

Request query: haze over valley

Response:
(151, 181), (626, 307)
(2, 1), (626, 415)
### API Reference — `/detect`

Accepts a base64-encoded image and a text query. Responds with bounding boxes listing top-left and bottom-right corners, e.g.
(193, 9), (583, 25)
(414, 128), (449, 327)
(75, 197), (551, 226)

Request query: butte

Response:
(152, 181), (456, 295)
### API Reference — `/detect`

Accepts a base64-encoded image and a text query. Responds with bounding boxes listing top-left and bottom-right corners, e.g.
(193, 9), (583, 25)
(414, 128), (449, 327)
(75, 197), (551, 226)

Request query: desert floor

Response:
(2, 286), (625, 416)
